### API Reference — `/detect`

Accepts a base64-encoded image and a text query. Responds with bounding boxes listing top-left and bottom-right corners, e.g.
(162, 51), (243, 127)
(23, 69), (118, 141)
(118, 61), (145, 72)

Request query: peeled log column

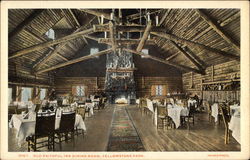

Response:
(137, 20), (152, 52)
(109, 21), (116, 51)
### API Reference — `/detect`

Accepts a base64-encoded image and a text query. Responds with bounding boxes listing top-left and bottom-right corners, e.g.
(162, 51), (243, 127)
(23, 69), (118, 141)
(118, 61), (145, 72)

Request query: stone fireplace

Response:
(105, 47), (136, 104)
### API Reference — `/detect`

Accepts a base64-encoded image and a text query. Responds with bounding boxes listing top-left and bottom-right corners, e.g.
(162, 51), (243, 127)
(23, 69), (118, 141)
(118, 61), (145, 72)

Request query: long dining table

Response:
(9, 110), (86, 146)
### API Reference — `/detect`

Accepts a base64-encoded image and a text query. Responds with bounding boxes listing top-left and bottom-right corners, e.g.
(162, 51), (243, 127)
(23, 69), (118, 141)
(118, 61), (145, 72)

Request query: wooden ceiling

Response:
(8, 9), (240, 76)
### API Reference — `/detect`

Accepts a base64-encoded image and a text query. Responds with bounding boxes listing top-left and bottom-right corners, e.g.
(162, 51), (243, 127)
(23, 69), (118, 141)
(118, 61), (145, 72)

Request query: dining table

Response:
(229, 111), (240, 144)
(167, 104), (189, 128)
(9, 110), (86, 146)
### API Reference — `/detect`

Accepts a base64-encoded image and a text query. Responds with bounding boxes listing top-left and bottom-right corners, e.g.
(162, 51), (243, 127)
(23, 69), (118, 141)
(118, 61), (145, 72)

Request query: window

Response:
(90, 48), (99, 58)
(8, 88), (12, 104)
(76, 86), (85, 96)
(45, 28), (55, 40)
(141, 49), (149, 58)
(156, 85), (163, 96)
(21, 87), (32, 102)
(40, 88), (47, 100)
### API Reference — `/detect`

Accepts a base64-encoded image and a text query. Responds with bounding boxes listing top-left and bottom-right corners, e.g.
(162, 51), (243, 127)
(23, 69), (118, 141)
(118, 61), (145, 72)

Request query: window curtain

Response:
(162, 85), (167, 96)
(151, 85), (156, 96)
(72, 86), (77, 96)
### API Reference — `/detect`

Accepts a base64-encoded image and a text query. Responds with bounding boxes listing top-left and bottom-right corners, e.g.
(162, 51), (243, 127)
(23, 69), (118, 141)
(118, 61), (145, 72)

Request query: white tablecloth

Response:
(9, 113), (86, 146)
(229, 114), (240, 144)
(230, 105), (240, 116)
(211, 103), (219, 122)
(167, 105), (189, 128)
(146, 99), (154, 113)
(85, 103), (94, 116)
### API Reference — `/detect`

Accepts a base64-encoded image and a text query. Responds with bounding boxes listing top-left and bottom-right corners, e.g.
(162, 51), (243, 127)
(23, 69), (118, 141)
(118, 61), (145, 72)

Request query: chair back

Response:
(35, 104), (41, 112)
(219, 103), (231, 126)
(188, 104), (196, 116)
(9, 105), (17, 114)
(35, 114), (56, 136)
(203, 101), (211, 113)
(141, 98), (147, 108)
(16, 108), (28, 114)
(77, 108), (86, 120)
(59, 112), (76, 133)
(157, 105), (167, 117)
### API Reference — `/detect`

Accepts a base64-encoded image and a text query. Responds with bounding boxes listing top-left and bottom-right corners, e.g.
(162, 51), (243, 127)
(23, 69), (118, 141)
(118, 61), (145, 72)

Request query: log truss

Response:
(8, 9), (240, 75)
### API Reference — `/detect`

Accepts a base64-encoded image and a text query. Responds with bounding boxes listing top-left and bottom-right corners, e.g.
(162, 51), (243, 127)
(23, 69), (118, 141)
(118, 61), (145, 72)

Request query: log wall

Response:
(54, 76), (183, 97)
(182, 60), (240, 103)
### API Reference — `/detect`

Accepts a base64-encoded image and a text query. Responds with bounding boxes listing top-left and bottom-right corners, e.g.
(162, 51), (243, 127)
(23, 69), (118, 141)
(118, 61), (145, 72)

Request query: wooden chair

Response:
(8, 105), (17, 120)
(76, 108), (85, 137)
(141, 99), (148, 114)
(16, 107), (28, 114)
(181, 103), (196, 129)
(26, 114), (56, 151)
(157, 105), (172, 129)
(219, 103), (231, 144)
(203, 101), (212, 122)
(55, 112), (76, 150)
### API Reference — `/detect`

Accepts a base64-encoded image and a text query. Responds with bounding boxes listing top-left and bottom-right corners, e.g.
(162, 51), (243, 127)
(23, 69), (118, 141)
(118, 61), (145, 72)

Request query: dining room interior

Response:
(7, 8), (241, 152)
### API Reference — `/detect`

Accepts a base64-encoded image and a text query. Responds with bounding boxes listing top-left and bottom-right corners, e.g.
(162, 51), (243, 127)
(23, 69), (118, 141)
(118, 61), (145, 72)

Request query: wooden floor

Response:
(9, 104), (240, 152)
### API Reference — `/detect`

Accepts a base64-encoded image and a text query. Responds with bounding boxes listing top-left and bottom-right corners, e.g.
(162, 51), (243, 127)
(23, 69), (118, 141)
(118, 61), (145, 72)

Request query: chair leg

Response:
(34, 137), (37, 151)
(193, 115), (195, 126)
(28, 140), (30, 152)
(166, 118), (168, 130)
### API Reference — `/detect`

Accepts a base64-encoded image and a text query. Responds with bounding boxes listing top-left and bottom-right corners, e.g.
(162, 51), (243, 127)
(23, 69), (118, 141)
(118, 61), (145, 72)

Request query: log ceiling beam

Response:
(136, 20), (152, 52)
(170, 40), (205, 71)
(98, 38), (156, 45)
(151, 32), (240, 61)
(9, 9), (44, 39)
(85, 35), (99, 42)
(165, 53), (179, 61)
(35, 48), (113, 74)
(126, 10), (161, 21)
(79, 9), (111, 20)
(123, 48), (205, 75)
(93, 24), (165, 32)
(109, 21), (116, 51)
(195, 9), (240, 53)
(158, 10), (170, 26)
(55, 53), (68, 61)
(9, 28), (94, 59)
(32, 25), (93, 70)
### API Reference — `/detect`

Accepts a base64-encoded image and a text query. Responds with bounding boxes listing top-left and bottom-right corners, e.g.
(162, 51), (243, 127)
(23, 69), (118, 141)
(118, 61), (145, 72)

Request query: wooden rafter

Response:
(158, 9), (171, 26)
(9, 9), (44, 39)
(36, 48), (113, 74)
(136, 20), (152, 52)
(9, 28), (94, 59)
(151, 31), (240, 61)
(93, 24), (165, 33)
(79, 9), (111, 20)
(170, 40), (205, 71)
(123, 48), (205, 74)
(99, 38), (156, 45)
(165, 53), (179, 61)
(55, 53), (68, 61)
(195, 9), (240, 53)
(126, 10), (161, 21)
